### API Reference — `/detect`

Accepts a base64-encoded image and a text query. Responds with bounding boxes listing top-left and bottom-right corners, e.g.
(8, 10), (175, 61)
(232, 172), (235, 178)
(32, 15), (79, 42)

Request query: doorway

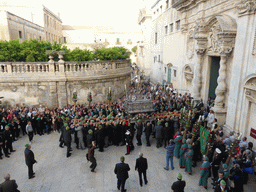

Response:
(208, 56), (220, 99)
(167, 68), (172, 82)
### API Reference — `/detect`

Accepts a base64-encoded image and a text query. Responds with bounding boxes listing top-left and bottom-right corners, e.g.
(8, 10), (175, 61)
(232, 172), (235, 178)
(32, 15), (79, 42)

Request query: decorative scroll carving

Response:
(237, 0), (256, 17)
(195, 48), (206, 55)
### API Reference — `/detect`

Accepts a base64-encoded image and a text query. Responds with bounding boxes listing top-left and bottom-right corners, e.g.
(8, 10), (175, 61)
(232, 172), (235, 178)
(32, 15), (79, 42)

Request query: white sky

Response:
(1, 0), (156, 31)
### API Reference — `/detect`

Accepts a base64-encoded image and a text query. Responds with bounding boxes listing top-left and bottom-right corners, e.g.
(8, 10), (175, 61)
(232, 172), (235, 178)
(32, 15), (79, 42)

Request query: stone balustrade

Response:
(0, 60), (130, 74)
(0, 59), (131, 108)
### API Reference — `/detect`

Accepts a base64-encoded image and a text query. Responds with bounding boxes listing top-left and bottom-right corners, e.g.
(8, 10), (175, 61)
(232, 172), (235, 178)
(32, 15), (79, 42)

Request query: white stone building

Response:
(137, 7), (153, 76)
(139, 0), (256, 150)
(62, 25), (142, 63)
(0, 2), (63, 43)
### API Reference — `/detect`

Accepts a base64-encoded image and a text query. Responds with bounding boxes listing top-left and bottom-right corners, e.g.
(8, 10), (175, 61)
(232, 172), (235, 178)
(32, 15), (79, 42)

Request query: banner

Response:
(200, 126), (210, 155)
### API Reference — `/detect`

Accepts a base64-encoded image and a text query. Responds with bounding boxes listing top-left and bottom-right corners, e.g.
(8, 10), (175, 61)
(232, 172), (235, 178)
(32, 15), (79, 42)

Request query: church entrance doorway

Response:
(208, 56), (220, 99)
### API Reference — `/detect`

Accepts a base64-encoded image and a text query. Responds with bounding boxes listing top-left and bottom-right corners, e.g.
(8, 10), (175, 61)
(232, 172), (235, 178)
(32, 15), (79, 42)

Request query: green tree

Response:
(0, 39), (131, 62)
(131, 46), (137, 53)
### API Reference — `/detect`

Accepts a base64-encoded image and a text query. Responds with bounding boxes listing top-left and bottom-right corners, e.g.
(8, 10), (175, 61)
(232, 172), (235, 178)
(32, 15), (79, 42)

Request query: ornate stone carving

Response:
(244, 76), (256, 103)
(195, 48), (206, 55)
(252, 28), (256, 55)
(183, 65), (194, 81)
(172, 0), (205, 12)
(208, 23), (222, 53)
(187, 30), (195, 59)
(193, 48), (206, 100)
(10, 86), (17, 92)
(215, 55), (228, 109)
(237, 0), (256, 17)
(219, 47), (233, 55)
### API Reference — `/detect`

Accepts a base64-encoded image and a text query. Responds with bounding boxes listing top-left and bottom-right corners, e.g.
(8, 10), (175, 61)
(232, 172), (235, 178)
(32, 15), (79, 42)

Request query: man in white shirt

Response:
(239, 137), (247, 151)
(206, 110), (215, 128)
(229, 131), (236, 142)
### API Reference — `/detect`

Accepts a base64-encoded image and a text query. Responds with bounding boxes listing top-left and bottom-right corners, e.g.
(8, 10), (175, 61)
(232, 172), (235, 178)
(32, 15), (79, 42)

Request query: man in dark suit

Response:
(24, 144), (37, 179)
(171, 173), (186, 192)
(114, 156), (130, 192)
(135, 120), (143, 146)
(135, 152), (148, 187)
(0, 174), (19, 192)
(64, 125), (72, 158)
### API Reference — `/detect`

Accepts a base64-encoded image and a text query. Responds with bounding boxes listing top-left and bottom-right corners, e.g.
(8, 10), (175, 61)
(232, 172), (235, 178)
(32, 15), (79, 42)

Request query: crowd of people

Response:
(0, 80), (255, 192)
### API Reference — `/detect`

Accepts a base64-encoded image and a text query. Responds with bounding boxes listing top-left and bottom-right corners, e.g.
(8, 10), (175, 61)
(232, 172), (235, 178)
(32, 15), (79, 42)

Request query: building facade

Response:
(149, 0), (186, 90)
(137, 8), (152, 76)
(43, 6), (62, 43)
(0, 3), (62, 43)
(0, 11), (45, 41)
(142, 0), (256, 150)
(62, 25), (141, 63)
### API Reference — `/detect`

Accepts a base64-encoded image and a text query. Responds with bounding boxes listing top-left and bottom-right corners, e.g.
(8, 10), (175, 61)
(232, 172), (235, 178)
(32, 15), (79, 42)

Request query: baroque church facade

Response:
(138, 0), (256, 150)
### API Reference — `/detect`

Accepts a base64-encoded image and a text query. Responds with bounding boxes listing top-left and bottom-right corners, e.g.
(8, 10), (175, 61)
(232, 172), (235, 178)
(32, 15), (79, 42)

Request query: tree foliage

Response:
(131, 46), (137, 53)
(0, 39), (131, 62)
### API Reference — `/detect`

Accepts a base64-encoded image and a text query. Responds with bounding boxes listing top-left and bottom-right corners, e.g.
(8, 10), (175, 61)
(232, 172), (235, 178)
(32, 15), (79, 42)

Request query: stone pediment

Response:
(192, 15), (237, 56)
(193, 15), (237, 36)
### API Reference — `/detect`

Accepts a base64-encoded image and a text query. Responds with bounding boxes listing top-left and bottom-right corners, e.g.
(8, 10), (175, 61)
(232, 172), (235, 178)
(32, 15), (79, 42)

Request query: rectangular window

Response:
(155, 33), (157, 44)
(166, 0), (169, 9)
(154, 57), (156, 63)
(170, 23), (174, 33)
(158, 55), (160, 62)
(176, 20), (180, 31)
(19, 31), (22, 39)
(63, 37), (67, 43)
(165, 25), (168, 34)
(174, 69), (177, 77)
(117, 38), (120, 42)
(39, 36), (41, 41)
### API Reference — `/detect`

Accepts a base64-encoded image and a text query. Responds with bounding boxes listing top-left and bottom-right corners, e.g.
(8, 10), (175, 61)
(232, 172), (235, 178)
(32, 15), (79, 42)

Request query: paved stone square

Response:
(0, 132), (255, 192)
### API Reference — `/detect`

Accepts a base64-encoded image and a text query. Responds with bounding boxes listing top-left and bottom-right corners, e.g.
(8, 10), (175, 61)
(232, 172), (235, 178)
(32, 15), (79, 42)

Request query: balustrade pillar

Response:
(58, 53), (65, 73)
(7, 63), (12, 73)
(48, 55), (55, 73)
(193, 49), (205, 100)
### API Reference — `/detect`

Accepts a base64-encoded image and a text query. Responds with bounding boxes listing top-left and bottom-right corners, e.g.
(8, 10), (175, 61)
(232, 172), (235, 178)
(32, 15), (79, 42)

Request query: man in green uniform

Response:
(199, 156), (211, 189)
(174, 132), (182, 158)
(185, 144), (193, 175)
(179, 139), (188, 168)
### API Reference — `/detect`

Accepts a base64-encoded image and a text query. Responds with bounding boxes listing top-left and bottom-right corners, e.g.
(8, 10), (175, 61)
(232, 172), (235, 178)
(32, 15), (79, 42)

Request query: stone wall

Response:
(0, 59), (131, 108)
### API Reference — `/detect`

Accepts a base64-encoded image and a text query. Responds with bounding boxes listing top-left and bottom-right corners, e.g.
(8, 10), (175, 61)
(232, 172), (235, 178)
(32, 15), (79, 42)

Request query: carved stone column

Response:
(215, 55), (228, 109)
(193, 48), (205, 100)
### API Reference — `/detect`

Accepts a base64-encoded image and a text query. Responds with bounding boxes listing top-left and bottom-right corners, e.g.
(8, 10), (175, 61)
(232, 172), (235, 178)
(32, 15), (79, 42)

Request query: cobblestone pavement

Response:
(0, 132), (255, 192)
